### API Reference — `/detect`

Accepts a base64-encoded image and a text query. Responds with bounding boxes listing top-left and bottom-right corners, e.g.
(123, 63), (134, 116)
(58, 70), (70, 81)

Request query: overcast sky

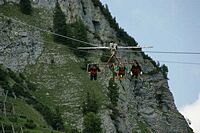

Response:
(100, 0), (200, 132)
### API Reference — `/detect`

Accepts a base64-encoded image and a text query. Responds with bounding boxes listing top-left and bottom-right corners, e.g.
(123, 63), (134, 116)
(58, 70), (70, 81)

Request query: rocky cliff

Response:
(0, 0), (193, 133)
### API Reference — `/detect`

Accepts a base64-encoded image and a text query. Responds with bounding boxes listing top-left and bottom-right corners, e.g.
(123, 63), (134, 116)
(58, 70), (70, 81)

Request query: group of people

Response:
(112, 61), (142, 79)
(88, 61), (142, 81)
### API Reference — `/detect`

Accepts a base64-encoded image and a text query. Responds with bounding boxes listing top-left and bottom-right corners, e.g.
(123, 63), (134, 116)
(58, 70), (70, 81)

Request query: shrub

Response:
(19, 73), (26, 80)
(27, 81), (37, 91)
(65, 124), (80, 133)
(8, 68), (23, 83)
(25, 119), (37, 129)
(160, 64), (168, 79)
(137, 121), (151, 133)
(141, 52), (157, 67)
(53, 1), (70, 44)
(82, 92), (99, 114)
(92, 0), (101, 7)
(8, 116), (18, 123)
(82, 92), (102, 133)
(19, 0), (32, 15)
(0, 65), (8, 81)
(91, 0), (137, 45)
(13, 83), (28, 97)
(71, 19), (89, 57)
(83, 112), (102, 133)
(30, 101), (65, 131)
(108, 79), (119, 106)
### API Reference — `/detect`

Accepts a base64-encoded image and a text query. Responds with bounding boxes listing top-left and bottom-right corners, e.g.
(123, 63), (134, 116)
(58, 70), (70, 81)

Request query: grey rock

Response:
(0, 1), (192, 132)
(0, 17), (43, 72)
(0, 0), (4, 5)
(101, 110), (117, 133)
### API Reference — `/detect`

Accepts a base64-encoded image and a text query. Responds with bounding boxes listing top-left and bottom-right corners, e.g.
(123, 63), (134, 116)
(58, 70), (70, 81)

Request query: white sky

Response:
(180, 93), (200, 133)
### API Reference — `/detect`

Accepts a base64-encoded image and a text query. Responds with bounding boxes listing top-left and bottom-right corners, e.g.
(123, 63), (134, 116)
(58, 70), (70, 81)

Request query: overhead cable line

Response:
(121, 50), (200, 55)
(159, 61), (200, 65)
(37, 40), (200, 66)
(4, 31), (199, 66)
(142, 51), (200, 55)
(1, 14), (200, 57)
(0, 14), (97, 46)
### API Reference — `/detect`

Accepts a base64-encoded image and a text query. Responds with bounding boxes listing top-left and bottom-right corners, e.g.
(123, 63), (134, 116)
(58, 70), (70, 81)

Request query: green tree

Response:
(74, 19), (88, 45)
(108, 79), (119, 107)
(83, 112), (102, 133)
(100, 50), (111, 62)
(91, 0), (137, 46)
(160, 64), (168, 79)
(19, 0), (32, 15)
(82, 92), (99, 115)
(72, 19), (89, 57)
(91, 0), (101, 7)
(53, 2), (71, 44)
(25, 119), (37, 129)
(0, 65), (8, 81)
(82, 92), (102, 133)
(107, 78), (120, 122)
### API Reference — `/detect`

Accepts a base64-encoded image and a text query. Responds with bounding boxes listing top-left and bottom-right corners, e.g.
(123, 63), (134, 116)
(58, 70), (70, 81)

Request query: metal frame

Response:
(78, 43), (152, 65)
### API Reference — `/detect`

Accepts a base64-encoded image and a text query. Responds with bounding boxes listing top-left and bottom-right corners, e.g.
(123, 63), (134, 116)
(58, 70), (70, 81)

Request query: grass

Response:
(24, 32), (107, 127)
(0, 97), (63, 133)
(138, 121), (152, 133)
(0, 3), (52, 29)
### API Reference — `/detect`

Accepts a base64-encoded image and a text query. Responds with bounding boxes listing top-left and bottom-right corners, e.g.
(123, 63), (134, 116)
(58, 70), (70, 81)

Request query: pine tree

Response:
(82, 92), (102, 133)
(73, 19), (88, 46)
(82, 92), (99, 115)
(91, 0), (101, 7)
(108, 79), (119, 107)
(19, 0), (32, 15)
(53, 2), (71, 44)
(72, 19), (89, 57)
(160, 64), (168, 79)
(83, 112), (102, 133)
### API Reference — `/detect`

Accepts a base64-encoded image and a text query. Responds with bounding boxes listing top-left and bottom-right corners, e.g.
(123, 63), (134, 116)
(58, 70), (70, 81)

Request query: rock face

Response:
(115, 60), (189, 132)
(0, 0), (117, 44)
(0, 0), (192, 133)
(57, 0), (117, 44)
(0, 0), (19, 5)
(0, 16), (43, 72)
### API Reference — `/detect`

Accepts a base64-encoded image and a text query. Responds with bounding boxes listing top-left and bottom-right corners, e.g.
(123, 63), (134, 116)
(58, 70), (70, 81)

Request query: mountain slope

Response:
(0, 0), (193, 133)
(0, 64), (64, 132)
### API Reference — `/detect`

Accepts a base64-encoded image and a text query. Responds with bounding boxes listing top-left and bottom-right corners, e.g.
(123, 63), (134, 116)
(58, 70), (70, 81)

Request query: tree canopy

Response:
(53, 2), (71, 44)
(19, 0), (32, 15)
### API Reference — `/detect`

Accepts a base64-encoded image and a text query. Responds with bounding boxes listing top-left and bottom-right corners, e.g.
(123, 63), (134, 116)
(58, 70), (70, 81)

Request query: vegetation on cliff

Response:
(19, 0), (32, 15)
(92, 0), (137, 46)
(0, 64), (64, 132)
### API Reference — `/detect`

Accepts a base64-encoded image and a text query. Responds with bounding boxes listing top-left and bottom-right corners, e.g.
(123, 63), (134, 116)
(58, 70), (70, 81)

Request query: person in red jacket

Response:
(130, 61), (142, 79)
(115, 63), (128, 79)
(88, 64), (101, 80)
